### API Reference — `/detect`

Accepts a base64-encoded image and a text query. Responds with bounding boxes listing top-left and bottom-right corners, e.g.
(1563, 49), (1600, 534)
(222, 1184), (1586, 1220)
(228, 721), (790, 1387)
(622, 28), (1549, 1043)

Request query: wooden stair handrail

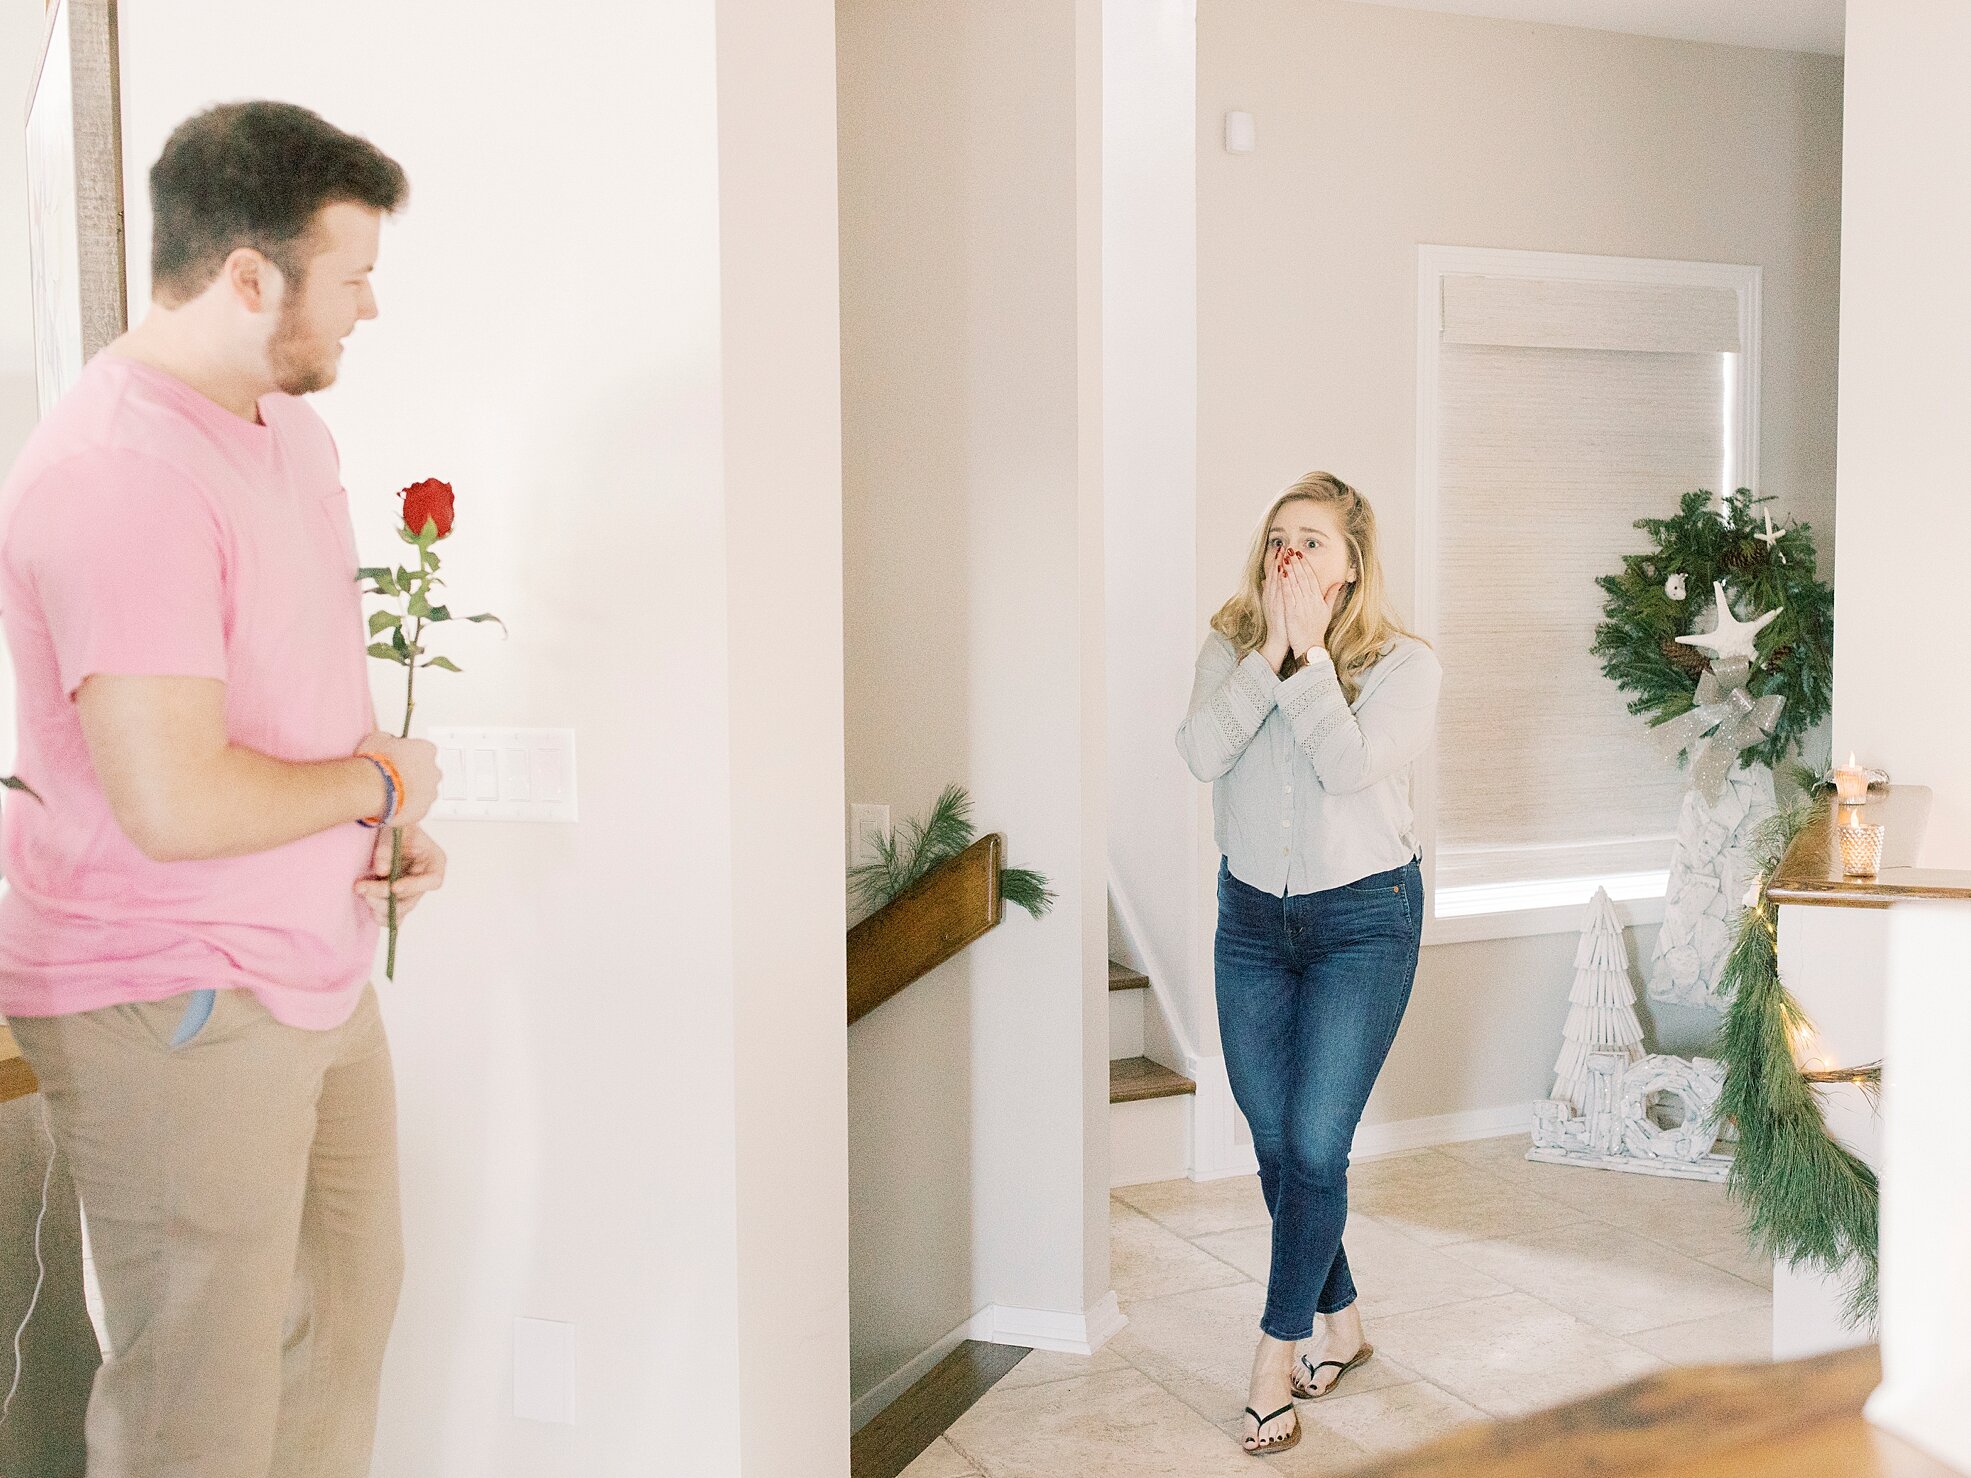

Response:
(847, 834), (1004, 1026)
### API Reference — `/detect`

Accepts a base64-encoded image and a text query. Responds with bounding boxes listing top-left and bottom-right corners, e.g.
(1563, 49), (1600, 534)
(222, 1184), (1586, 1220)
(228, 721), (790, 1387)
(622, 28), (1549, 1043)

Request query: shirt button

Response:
(1282, 847), (1290, 856)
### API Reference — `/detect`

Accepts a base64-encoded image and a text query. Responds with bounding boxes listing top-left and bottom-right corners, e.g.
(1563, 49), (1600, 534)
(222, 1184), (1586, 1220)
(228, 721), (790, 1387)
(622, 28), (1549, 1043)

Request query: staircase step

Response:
(1110, 1056), (1196, 1104)
(1108, 960), (1150, 992)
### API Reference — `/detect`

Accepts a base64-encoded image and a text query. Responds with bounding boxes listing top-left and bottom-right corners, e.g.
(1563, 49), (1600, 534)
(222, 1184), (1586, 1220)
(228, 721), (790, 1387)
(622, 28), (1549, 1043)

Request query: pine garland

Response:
(1592, 489), (1834, 771)
(1717, 793), (1880, 1326)
(848, 785), (1054, 920)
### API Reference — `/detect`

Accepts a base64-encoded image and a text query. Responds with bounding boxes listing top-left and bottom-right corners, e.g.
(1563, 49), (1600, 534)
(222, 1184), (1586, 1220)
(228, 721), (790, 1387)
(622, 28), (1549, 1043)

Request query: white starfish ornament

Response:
(1676, 580), (1781, 663)
(1756, 510), (1788, 563)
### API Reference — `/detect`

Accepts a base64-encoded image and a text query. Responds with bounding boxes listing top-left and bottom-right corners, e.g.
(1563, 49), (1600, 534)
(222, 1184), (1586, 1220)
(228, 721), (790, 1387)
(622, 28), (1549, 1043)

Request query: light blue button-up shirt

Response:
(1176, 632), (1441, 897)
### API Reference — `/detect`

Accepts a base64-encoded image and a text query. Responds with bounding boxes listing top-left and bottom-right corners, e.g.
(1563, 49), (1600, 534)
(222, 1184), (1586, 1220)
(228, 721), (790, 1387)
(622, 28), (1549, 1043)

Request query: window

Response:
(1414, 248), (1760, 942)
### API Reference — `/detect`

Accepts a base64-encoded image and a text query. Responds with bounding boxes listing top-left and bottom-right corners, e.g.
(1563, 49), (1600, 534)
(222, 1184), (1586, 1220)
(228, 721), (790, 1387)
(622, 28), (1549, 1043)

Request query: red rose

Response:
(400, 478), (455, 539)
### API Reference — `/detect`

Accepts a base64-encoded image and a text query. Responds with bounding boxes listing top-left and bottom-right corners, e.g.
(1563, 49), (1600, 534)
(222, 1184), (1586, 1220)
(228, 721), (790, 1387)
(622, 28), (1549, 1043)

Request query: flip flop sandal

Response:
(1241, 1401), (1301, 1456)
(1291, 1343), (1374, 1401)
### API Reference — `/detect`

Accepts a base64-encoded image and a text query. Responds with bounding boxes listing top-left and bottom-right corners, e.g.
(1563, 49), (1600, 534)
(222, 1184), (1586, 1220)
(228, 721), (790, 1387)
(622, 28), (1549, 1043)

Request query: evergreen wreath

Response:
(848, 785), (1054, 920)
(1717, 787), (1880, 1326)
(1592, 489), (1834, 772)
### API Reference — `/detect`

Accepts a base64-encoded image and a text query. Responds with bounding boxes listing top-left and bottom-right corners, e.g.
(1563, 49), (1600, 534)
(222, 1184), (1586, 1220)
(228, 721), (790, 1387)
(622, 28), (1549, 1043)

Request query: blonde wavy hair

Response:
(1211, 471), (1424, 704)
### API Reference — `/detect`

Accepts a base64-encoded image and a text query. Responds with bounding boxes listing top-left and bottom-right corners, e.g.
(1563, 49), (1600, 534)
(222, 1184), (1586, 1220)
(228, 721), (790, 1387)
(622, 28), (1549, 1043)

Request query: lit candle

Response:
(1838, 819), (1885, 879)
(1832, 753), (1870, 805)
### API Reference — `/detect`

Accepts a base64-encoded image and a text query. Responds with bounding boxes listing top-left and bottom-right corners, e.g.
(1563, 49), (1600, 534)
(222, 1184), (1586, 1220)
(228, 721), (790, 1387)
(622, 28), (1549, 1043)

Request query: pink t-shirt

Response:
(0, 355), (378, 1029)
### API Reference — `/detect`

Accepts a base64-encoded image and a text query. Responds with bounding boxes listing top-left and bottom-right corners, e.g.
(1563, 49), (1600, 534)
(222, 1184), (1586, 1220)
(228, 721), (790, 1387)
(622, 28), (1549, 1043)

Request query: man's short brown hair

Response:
(149, 101), (408, 305)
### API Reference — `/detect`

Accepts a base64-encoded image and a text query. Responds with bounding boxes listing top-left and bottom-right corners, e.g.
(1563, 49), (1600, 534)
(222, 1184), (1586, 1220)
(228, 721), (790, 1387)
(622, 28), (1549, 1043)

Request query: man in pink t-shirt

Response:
(1, 103), (442, 1478)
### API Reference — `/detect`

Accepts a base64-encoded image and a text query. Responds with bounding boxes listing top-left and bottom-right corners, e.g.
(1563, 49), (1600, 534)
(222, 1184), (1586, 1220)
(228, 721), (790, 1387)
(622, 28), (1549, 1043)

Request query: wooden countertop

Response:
(0, 1023), (37, 1105)
(1346, 1345), (1958, 1478)
(1768, 784), (1971, 908)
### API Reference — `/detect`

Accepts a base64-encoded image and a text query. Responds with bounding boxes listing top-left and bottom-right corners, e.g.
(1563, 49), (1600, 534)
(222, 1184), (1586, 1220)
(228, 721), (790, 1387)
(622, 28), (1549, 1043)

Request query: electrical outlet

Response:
(849, 803), (891, 866)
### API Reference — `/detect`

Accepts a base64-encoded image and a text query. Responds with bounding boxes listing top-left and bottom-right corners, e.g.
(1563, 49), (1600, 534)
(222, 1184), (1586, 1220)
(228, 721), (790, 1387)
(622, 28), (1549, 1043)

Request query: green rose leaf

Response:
(424, 656), (464, 673)
(1, 774), (44, 803)
(367, 642), (407, 664)
(368, 611), (402, 636)
(391, 626), (410, 655)
(463, 612), (507, 633)
(425, 605), (451, 622)
(408, 593), (432, 619)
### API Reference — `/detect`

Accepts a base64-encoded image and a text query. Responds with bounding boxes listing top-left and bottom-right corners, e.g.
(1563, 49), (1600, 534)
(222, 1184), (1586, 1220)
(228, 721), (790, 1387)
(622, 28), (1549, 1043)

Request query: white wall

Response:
(1104, 0), (1207, 1055)
(1829, 15), (1971, 1453)
(1, 1), (49, 773)
(1, 4), (42, 474)
(113, 4), (848, 1474)
(1178, 0), (1844, 1125)
(715, 2), (851, 1470)
(839, 0), (1112, 1409)
(1831, 0), (1971, 861)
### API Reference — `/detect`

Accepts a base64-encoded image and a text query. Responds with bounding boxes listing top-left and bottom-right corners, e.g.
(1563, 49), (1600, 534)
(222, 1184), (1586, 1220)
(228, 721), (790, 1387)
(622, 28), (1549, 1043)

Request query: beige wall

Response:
(1831, 0), (1971, 857)
(1195, 0), (1844, 1120)
(110, 4), (848, 1473)
(839, 0), (1110, 1411)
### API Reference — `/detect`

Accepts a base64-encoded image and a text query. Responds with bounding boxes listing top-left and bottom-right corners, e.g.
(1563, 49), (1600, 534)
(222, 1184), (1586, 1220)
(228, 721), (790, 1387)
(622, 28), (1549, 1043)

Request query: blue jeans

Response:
(1214, 856), (1424, 1341)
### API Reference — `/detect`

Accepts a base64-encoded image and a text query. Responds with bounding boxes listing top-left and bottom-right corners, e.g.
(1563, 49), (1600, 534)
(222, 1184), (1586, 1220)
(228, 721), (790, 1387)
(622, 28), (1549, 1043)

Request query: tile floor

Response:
(903, 1135), (1773, 1477)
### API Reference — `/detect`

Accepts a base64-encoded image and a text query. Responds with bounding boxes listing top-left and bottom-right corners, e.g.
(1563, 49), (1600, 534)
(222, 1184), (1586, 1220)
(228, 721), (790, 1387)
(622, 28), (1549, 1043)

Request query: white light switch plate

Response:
(849, 803), (891, 867)
(513, 1317), (575, 1424)
(427, 728), (577, 822)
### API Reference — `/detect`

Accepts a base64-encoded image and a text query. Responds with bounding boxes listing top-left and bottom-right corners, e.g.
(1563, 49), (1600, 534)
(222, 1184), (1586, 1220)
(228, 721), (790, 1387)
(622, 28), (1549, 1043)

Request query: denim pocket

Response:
(169, 989), (218, 1049)
(1341, 869), (1405, 895)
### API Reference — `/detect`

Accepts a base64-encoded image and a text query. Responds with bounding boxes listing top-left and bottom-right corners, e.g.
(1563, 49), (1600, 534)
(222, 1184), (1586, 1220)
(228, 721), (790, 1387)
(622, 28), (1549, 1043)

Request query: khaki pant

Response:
(10, 985), (402, 1478)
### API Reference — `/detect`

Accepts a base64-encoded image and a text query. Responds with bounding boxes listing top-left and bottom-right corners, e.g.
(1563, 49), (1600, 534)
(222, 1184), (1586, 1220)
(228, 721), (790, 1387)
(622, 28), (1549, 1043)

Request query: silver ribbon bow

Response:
(1652, 658), (1785, 803)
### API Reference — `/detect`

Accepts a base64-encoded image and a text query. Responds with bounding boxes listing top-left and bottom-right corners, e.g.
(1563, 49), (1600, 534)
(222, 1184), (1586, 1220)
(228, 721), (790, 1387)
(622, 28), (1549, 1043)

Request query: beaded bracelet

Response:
(355, 752), (404, 829)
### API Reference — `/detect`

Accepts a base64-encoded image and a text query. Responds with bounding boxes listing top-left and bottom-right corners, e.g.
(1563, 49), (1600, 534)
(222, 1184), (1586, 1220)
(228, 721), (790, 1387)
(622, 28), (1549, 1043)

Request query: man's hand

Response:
(357, 730), (440, 827)
(357, 823), (447, 925)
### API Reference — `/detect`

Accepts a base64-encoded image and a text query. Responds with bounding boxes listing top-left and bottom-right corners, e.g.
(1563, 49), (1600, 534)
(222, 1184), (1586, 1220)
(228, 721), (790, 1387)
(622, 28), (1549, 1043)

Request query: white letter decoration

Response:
(1531, 1052), (1730, 1182)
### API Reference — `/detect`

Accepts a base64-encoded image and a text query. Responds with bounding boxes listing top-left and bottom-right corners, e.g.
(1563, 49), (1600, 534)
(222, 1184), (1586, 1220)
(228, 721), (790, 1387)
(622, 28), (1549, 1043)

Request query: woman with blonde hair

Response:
(1176, 471), (1441, 1457)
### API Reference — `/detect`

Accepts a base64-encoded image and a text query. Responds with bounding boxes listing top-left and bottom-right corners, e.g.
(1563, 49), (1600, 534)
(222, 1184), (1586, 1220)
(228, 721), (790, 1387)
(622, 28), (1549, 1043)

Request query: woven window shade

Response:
(1442, 274), (1742, 354)
(1434, 314), (1732, 891)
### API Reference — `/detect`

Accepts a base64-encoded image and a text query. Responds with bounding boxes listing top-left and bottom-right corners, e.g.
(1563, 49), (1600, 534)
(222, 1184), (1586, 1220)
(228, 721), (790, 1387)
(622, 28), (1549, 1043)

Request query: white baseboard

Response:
(850, 1312), (976, 1433)
(1353, 1101), (1536, 1158)
(967, 1291), (1129, 1357)
(851, 1292), (1131, 1432)
(1189, 1053), (1534, 1180)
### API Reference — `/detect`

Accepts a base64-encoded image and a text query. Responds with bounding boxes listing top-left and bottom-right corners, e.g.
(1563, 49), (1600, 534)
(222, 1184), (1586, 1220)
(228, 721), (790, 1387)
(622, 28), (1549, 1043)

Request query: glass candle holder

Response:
(1838, 820), (1885, 879)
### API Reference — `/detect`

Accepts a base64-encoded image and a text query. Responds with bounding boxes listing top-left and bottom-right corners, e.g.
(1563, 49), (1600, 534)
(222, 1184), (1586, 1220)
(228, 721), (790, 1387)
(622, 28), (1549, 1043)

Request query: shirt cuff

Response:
(1233, 650), (1282, 717)
(1279, 651), (1350, 738)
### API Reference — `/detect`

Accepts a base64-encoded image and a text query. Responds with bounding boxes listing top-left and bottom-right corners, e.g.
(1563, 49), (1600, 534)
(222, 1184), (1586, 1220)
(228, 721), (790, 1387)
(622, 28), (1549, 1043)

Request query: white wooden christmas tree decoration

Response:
(1531, 890), (1732, 1182)
(1551, 888), (1646, 1112)
(1675, 580), (1781, 663)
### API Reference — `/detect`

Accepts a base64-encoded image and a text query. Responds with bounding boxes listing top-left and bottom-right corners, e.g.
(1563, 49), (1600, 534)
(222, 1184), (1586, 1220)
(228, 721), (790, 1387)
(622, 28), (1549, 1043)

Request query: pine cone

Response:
(1722, 544), (1762, 571)
(1660, 638), (1710, 677)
